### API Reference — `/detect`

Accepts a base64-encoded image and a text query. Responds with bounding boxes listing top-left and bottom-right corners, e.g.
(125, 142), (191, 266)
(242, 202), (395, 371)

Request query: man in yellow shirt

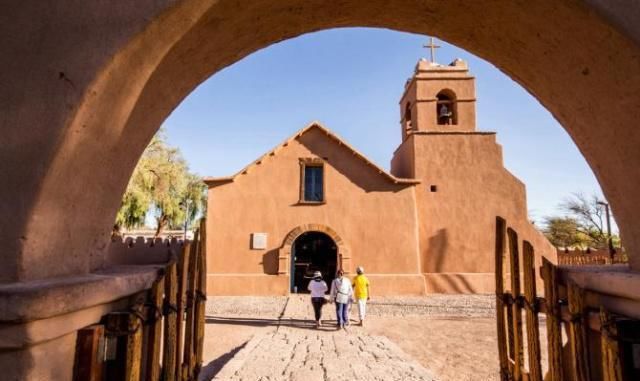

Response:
(352, 266), (370, 326)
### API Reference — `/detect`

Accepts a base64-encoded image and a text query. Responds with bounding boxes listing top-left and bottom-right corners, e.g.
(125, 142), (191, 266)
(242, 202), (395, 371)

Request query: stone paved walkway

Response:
(208, 296), (437, 381)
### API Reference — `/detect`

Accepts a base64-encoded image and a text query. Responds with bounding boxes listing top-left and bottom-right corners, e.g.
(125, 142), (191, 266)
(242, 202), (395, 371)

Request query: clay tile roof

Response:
(203, 121), (420, 187)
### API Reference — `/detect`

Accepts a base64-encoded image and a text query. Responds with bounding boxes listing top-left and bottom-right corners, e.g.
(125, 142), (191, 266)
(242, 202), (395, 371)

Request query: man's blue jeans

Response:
(335, 302), (349, 326)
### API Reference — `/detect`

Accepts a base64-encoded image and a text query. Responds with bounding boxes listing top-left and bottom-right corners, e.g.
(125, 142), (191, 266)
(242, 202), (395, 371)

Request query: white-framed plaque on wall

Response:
(251, 233), (267, 250)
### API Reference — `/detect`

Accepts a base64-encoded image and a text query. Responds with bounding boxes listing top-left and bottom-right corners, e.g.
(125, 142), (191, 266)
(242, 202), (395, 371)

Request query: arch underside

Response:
(3, 0), (640, 283)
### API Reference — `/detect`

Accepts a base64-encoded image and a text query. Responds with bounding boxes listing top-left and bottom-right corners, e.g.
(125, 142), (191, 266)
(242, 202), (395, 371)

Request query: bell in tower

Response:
(398, 54), (477, 140)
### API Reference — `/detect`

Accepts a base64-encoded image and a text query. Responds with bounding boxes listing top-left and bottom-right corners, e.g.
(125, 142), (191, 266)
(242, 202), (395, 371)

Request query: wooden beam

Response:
(522, 241), (542, 381)
(175, 242), (192, 380)
(162, 261), (179, 381)
(144, 275), (164, 381)
(494, 217), (510, 381)
(542, 258), (565, 381)
(105, 312), (143, 381)
(124, 312), (143, 381)
(599, 308), (623, 381)
(507, 228), (525, 381)
(194, 219), (208, 379)
(73, 325), (105, 381)
(182, 229), (200, 380)
(567, 281), (591, 381)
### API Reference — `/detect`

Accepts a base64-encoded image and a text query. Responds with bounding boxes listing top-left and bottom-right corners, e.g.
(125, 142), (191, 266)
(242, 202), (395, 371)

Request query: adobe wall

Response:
(393, 132), (556, 293)
(0, 238), (178, 380)
(206, 128), (425, 295)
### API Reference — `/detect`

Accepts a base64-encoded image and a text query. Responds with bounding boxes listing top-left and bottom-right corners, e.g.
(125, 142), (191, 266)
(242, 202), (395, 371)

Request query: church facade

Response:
(204, 58), (554, 296)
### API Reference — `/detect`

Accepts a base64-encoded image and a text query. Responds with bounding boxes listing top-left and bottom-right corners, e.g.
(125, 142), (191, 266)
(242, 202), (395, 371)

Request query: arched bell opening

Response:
(436, 89), (457, 125)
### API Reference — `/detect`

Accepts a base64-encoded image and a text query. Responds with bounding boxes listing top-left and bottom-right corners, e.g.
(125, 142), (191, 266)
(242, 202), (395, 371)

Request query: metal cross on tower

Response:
(423, 37), (441, 63)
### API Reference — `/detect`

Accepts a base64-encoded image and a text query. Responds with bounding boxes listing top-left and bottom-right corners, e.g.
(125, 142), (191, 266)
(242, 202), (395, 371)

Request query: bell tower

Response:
(390, 42), (554, 295)
(399, 57), (476, 140)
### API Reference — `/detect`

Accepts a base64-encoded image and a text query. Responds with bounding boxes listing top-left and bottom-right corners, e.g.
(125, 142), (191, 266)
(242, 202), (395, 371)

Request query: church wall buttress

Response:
(410, 134), (555, 278)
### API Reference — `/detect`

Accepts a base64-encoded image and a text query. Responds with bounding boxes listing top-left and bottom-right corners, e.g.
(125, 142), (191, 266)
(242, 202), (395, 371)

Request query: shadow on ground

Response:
(199, 341), (247, 381)
(205, 315), (351, 332)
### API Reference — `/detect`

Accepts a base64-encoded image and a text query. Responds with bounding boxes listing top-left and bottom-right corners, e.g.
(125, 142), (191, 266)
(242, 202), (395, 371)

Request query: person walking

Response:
(330, 269), (353, 330)
(307, 271), (328, 328)
(352, 266), (370, 326)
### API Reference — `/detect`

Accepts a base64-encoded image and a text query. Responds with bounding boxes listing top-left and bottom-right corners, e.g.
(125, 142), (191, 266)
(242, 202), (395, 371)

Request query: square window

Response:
(430, 185), (437, 192)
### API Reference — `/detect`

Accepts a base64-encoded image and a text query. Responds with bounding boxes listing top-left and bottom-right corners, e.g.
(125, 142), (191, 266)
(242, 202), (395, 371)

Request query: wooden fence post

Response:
(495, 217), (510, 381)
(105, 311), (143, 381)
(125, 312), (143, 381)
(567, 281), (591, 381)
(507, 228), (525, 381)
(73, 325), (105, 381)
(522, 241), (542, 381)
(176, 242), (192, 379)
(541, 257), (564, 381)
(194, 219), (208, 379)
(182, 228), (200, 380)
(600, 308), (623, 381)
(163, 261), (179, 381)
(144, 275), (164, 381)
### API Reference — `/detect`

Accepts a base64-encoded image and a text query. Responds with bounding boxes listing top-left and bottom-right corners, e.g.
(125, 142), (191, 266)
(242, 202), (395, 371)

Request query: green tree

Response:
(542, 217), (590, 248)
(543, 193), (620, 249)
(115, 130), (206, 237)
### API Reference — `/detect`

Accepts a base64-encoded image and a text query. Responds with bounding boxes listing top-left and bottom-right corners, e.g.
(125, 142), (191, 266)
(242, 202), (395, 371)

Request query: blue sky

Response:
(161, 27), (607, 226)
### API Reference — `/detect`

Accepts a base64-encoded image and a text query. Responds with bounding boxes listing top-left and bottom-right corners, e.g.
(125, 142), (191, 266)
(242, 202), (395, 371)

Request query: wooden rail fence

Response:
(495, 216), (640, 381)
(72, 219), (207, 381)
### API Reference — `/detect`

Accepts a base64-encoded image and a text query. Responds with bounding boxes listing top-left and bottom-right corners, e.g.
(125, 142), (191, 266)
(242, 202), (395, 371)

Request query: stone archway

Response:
(278, 224), (350, 276)
(2, 1), (640, 279)
(4, 2), (640, 379)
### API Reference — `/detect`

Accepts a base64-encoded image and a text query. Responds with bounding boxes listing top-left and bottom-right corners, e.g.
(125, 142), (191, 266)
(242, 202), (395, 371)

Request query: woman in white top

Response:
(330, 269), (353, 330)
(307, 271), (328, 328)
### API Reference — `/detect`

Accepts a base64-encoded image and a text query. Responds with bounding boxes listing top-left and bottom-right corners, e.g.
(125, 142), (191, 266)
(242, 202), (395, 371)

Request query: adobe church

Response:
(204, 56), (554, 295)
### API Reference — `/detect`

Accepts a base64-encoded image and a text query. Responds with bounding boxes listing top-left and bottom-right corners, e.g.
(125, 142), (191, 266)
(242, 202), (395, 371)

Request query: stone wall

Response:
(102, 236), (183, 268)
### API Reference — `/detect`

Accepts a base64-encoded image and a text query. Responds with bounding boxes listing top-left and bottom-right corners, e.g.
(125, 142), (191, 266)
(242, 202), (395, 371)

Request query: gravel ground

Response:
(206, 294), (495, 318)
(206, 296), (288, 318)
(202, 295), (511, 381)
(366, 295), (495, 318)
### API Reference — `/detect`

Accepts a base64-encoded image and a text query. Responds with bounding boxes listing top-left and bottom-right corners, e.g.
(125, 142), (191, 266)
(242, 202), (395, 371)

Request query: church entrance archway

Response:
(291, 231), (338, 293)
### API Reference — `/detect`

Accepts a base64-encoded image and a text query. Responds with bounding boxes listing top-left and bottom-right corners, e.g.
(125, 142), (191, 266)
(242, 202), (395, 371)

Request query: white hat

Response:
(356, 266), (364, 274)
(313, 271), (322, 278)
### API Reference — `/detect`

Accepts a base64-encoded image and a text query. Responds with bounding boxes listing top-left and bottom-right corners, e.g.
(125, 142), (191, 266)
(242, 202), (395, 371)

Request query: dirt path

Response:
(366, 317), (500, 381)
(200, 295), (536, 381)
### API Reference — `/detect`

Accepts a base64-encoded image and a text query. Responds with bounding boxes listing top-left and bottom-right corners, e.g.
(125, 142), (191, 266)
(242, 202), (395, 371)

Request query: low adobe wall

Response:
(556, 248), (628, 266)
(0, 237), (179, 380)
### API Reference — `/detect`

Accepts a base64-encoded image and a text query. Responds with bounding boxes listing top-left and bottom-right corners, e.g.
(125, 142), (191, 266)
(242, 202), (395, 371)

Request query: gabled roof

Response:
(203, 122), (420, 187)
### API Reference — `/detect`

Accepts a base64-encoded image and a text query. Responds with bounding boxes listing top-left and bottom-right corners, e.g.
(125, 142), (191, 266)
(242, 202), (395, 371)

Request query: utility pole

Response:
(597, 201), (615, 262)
(182, 199), (192, 241)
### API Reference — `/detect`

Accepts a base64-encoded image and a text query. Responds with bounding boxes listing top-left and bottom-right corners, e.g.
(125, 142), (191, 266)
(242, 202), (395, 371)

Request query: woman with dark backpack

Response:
(307, 271), (328, 328)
